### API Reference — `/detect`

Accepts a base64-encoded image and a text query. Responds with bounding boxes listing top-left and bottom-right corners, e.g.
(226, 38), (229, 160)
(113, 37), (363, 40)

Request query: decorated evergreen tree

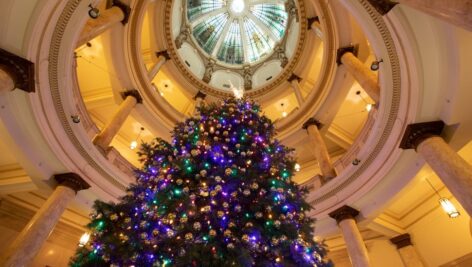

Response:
(70, 99), (331, 266)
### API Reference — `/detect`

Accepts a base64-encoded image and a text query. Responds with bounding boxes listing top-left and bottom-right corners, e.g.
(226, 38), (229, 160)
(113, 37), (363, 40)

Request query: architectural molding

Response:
(155, 50), (170, 60)
(329, 205), (360, 224)
(287, 73), (302, 83)
(365, 0), (398, 15)
(399, 121), (445, 150)
(302, 117), (323, 130)
(109, 0), (131, 25)
(193, 91), (207, 100)
(336, 45), (359, 65)
(307, 16), (320, 30)
(121, 89), (143, 104)
(390, 233), (412, 249)
(53, 173), (90, 193)
(0, 48), (35, 92)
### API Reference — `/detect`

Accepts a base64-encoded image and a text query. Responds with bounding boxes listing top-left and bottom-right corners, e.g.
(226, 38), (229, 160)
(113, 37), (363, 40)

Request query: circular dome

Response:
(167, 0), (306, 95)
(187, 0), (289, 66)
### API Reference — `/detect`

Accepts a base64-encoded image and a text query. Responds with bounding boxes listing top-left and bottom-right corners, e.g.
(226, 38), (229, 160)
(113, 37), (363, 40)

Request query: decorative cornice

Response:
(287, 73), (302, 83)
(399, 121), (445, 150)
(328, 205), (360, 224)
(193, 91), (207, 100)
(122, 89), (143, 104)
(302, 117), (323, 130)
(0, 48), (35, 93)
(390, 233), (412, 249)
(365, 0), (398, 15)
(336, 45), (359, 65)
(54, 173), (90, 193)
(156, 50), (170, 60)
(307, 16), (320, 30)
(112, 0), (131, 25)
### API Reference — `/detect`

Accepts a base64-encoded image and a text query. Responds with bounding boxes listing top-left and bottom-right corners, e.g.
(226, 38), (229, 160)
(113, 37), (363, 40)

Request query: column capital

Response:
(288, 73), (302, 83)
(390, 233), (412, 249)
(399, 120), (445, 150)
(302, 117), (323, 130)
(307, 16), (319, 30)
(54, 173), (90, 193)
(156, 50), (171, 60)
(366, 0), (398, 15)
(336, 45), (359, 65)
(0, 48), (35, 93)
(122, 89), (143, 104)
(329, 205), (360, 224)
(194, 91), (207, 100)
(108, 0), (131, 24)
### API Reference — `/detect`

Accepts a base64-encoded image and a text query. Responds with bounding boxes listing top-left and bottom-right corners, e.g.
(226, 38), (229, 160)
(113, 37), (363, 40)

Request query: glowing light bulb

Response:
(366, 103), (373, 112)
(282, 111), (287, 117)
(439, 198), (460, 218)
(130, 140), (138, 150)
(79, 232), (91, 247)
(294, 163), (301, 172)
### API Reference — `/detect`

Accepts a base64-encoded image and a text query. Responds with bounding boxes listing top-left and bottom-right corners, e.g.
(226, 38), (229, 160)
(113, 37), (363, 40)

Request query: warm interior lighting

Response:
(231, 0), (245, 13)
(294, 163), (301, 172)
(79, 232), (91, 247)
(425, 178), (460, 218)
(439, 198), (460, 218)
(282, 111), (288, 117)
(366, 103), (373, 112)
(130, 127), (145, 150)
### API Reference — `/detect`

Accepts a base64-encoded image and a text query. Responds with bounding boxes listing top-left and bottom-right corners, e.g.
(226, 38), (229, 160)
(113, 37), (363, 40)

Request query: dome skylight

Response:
(187, 0), (289, 65)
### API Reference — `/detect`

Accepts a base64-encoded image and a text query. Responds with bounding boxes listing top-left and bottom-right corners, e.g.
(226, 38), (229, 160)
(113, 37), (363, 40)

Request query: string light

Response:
(79, 232), (91, 247)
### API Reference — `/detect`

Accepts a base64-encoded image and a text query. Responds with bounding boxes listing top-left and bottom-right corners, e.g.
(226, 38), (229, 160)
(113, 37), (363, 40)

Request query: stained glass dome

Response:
(187, 0), (289, 65)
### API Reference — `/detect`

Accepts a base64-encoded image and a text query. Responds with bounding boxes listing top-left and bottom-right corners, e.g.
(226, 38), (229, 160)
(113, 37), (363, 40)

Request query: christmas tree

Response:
(70, 99), (331, 266)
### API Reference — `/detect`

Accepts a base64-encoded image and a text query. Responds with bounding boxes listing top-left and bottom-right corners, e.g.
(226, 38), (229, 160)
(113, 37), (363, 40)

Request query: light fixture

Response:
(294, 163), (301, 172)
(282, 111), (288, 117)
(425, 178), (460, 218)
(88, 5), (100, 19)
(130, 127), (145, 150)
(370, 59), (383, 71)
(79, 232), (91, 247)
(71, 115), (81, 123)
(356, 90), (375, 112)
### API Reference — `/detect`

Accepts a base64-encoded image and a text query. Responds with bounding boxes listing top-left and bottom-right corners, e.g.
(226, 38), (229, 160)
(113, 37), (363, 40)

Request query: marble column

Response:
(93, 90), (143, 153)
(400, 121), (472, 216)
(303, 118), (337, 184)
(148, 50), (171, 80)
(397, 0), (472, 32)
(390, 234), (425, 267)
(337, 46), (380, 103)
(193, 91), (207, 115)
(0, 173), (90, 267)
(329, 206), (371, 267)
(0, 48), (35, 93)
(288, 74), (304, 106)
(77, 5), (128, 47)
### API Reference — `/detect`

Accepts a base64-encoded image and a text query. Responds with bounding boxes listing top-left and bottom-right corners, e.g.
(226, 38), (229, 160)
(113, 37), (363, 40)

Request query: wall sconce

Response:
(130, 127), (145, 150)
(426, 178), (460, 218)
(370, 59), (383, 71)
(79, 232), (91, 247)
(88, 5), (100, 19)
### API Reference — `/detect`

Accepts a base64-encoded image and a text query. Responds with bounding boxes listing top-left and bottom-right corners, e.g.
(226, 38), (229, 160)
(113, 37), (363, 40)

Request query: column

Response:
(390, 234), (425, 267)
(329, 205), (371, 267)
(400, 121), (472, 216)
(303, 118), (337, 183)
(288, 73), (304, 106)
(193, 91), (207, 115)
(93, 90), (143, 153)
(77, 3), (130, 48)
(0, 173), (90, 267)
(308, 17), (322, 38)
(148, 51), (170, 80)
(0, 48), (35, 93)
(337, 46), (380, 103)
(397, 0), (472, 32)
